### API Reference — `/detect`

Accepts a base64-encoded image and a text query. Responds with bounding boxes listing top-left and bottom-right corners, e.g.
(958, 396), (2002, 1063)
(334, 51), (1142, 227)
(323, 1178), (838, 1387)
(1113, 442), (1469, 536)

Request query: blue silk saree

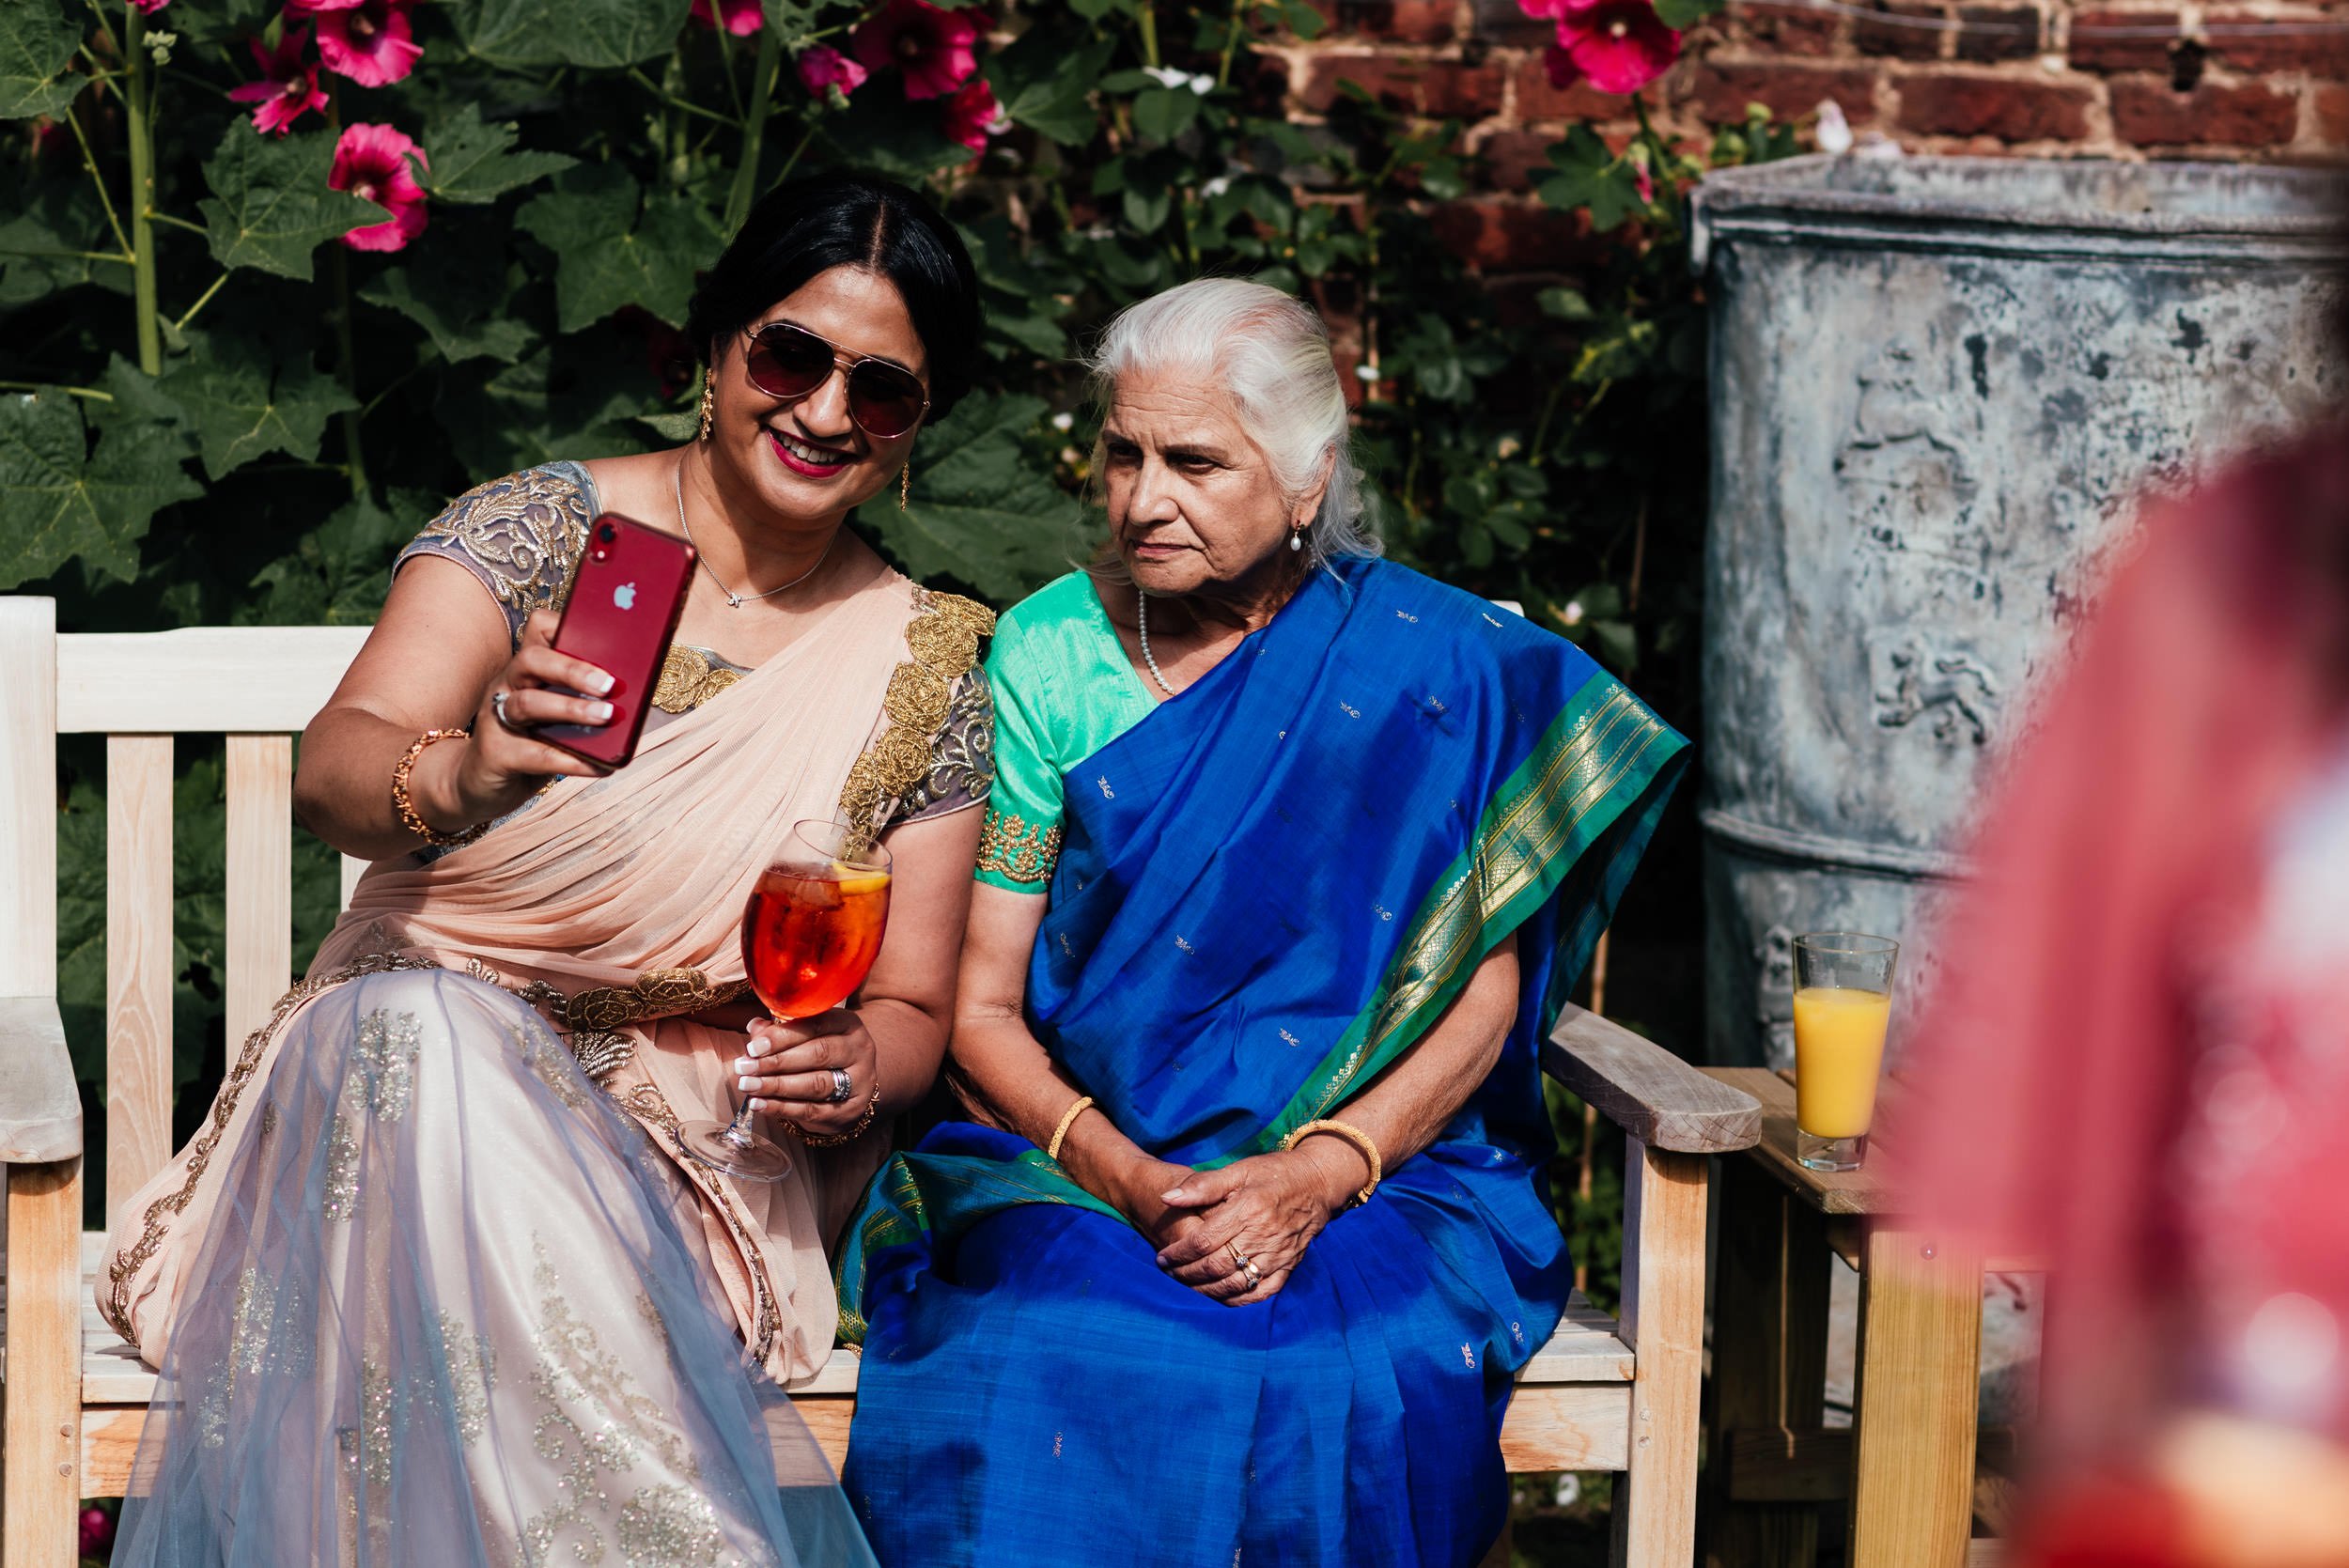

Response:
(838, 557), (1687, 1566)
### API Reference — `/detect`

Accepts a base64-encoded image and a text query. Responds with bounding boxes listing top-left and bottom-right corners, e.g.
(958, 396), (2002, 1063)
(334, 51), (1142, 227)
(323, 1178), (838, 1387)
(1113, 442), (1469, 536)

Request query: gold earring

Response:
(696, 369), (715, 442)
(899, 463), (910, 512)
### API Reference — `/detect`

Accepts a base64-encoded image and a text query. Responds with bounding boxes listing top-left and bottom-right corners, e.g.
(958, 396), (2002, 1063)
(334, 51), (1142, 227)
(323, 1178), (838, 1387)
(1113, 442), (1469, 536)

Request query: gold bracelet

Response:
(796, 1085), (882, 1149)
(1282, 1118), (1382, 1209)
(1045, 1095), (1095, 1163)
(391, 728), (490, 848)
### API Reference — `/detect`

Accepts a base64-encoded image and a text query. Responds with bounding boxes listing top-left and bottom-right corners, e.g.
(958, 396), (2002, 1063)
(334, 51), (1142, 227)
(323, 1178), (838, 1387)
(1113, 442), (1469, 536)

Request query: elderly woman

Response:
(99, 173), (996, 1567)
(835, 278), (1689, 1565)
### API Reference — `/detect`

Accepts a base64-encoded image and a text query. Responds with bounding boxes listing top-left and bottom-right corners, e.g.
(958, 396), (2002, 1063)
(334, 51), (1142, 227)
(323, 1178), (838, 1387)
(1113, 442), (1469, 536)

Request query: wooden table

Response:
(1701, 1067), (1986, 1568)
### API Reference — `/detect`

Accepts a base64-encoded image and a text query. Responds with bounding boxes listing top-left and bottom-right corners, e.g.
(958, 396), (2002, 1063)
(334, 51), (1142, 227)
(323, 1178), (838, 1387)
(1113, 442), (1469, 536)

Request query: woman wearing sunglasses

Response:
(100, 173), (991, 1567)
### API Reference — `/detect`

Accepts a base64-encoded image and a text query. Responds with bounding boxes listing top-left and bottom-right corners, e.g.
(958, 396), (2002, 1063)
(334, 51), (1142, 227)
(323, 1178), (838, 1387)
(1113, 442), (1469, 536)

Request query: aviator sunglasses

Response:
(739, 321), (929, 442)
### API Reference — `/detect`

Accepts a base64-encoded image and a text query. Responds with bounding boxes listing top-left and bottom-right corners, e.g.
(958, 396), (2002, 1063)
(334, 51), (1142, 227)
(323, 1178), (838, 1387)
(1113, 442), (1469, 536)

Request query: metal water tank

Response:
(1693, 155), (2343, 1068)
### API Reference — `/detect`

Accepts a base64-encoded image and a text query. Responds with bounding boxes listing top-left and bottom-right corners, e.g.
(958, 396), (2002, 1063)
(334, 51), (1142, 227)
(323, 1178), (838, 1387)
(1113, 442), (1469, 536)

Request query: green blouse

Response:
(975, 571), (1158, 893)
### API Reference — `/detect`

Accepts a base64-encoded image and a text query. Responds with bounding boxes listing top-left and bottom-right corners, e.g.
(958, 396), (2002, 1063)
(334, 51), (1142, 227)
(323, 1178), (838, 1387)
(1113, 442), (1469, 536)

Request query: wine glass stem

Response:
(722, 1094), (762, 1150)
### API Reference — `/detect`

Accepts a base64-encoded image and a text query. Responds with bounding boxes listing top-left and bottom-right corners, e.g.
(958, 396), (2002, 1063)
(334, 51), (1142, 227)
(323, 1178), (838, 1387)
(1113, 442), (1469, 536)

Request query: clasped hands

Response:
(730, 1011), (878, 1142)
(1115, 1139), (1372, 1308)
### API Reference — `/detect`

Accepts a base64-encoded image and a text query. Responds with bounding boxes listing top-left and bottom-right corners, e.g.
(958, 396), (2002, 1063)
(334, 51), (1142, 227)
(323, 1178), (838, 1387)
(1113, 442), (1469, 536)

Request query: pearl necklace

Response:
(674, 459), (829, 609)
(1136, 590), (1179, 696)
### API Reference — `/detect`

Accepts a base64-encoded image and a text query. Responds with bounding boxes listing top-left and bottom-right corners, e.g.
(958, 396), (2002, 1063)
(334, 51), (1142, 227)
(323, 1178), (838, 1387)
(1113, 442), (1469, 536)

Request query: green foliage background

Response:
(4, 0), (1783, 1344)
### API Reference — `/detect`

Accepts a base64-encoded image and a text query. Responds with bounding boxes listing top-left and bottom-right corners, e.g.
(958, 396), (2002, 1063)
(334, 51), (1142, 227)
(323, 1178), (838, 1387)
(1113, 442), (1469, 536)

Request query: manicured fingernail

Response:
(738, 1075), (756, 1092)
(586, 670), (614, 695)
(734, 1058), (754, 1074)
(585, 701), (614, 723)
(747, 1038), (768, 1057)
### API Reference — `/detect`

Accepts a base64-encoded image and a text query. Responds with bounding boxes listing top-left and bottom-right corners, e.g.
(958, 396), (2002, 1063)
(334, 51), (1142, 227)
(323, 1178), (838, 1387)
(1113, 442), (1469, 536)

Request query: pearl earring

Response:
(1289, 527), (1304, 552)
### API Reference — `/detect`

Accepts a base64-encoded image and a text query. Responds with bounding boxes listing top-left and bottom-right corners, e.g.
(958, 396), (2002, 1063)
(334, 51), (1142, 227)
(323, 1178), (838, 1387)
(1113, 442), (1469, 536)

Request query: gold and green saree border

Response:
(1245, 673), (1685, 1156)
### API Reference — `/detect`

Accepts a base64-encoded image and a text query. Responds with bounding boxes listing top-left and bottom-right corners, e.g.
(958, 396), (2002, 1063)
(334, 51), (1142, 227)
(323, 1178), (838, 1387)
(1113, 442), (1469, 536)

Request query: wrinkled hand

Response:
(736, 1011), (879, 1141)
(1104, 1155), (1207, 1255)
(1154, 1147), (1360, 1306)
(435, 610), (616, 826)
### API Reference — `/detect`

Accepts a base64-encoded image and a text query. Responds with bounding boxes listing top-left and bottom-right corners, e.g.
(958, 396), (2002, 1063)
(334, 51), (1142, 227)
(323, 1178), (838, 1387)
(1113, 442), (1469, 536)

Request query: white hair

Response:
(1084, 277), (1381, 563)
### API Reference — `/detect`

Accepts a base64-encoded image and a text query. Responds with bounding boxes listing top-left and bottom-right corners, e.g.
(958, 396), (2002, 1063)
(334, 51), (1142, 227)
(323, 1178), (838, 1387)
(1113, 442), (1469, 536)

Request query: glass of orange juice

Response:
(1791, 932), (1898, 1172)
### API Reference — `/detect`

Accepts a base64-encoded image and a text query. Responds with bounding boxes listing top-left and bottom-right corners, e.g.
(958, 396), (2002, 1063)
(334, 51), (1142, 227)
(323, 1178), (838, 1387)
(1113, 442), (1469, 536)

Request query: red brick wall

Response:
(1264, 0), (2349, 272)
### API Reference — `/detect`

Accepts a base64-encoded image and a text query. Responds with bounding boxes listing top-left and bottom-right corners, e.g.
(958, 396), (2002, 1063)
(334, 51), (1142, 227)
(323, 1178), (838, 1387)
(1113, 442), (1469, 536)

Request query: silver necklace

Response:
(1136, 590), (1179, 696)
(674, 460), (829, 609)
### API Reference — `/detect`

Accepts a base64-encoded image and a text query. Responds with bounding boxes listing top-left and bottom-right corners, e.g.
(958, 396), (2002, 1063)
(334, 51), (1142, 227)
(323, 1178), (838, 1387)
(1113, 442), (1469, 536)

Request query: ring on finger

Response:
(1240, 1258), (1263, 1290)
(826, 1067), (854, 1105)
(490, 690), (528, 735)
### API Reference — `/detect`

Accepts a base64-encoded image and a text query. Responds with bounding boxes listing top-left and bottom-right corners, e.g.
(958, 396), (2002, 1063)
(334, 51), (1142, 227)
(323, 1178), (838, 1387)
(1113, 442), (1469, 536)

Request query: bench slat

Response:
(0, 999), (79, 1165)
(225, 736), (295, 1053)
(106, 736), (176, 1222)
(0, 598), (57, 1000)
(22, 1233), (1639, 1485)
(57, 627), (371, 735)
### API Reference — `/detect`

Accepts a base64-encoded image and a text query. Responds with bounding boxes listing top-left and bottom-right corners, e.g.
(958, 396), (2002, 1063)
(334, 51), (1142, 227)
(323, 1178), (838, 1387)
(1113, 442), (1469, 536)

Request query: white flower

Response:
(1562, 599), (1585, 626)
(1355, 363), (1379, 382)
(1059, 446), (1083, 467)
(1201, 176), (1232, 198)
(1496, 436), (1522, 459)
(1814, 100), (1853, 157)
(1081, 224), (1115, 241)
(1143, 65), (1215, 94)
(1051, 411), (1075, 431)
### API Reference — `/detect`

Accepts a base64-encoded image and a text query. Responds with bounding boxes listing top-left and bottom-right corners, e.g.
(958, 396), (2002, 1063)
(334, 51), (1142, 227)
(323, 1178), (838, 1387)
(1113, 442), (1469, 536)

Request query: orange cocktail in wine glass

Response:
(675, 819), (892, 1182)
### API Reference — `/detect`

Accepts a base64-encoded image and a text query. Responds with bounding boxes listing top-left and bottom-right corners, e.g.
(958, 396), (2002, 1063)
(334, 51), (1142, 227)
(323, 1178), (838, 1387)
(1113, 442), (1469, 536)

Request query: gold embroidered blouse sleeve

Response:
(837, 588), (999, 852)
(974, 611), (1066, 892)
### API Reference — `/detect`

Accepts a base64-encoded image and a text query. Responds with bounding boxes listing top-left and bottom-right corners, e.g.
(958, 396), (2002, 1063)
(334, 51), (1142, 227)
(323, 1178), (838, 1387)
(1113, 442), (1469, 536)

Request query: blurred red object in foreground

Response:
(2017, 1416), (2349, 1568)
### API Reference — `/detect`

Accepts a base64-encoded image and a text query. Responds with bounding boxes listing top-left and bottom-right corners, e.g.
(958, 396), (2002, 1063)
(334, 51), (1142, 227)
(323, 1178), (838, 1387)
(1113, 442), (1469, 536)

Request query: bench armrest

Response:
(0, 996), (82, 1163)
(1543, 1003), (1760, 1155)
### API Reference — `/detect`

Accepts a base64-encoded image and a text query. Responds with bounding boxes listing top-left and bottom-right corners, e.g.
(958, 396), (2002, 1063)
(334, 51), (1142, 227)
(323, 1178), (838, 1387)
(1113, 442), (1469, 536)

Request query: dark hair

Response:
(686, 171), (984, 420)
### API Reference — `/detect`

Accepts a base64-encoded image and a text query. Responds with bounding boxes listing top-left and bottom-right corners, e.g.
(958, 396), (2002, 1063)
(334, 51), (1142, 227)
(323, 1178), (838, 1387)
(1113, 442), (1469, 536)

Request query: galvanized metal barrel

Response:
(1692, 155), (2344, 1068)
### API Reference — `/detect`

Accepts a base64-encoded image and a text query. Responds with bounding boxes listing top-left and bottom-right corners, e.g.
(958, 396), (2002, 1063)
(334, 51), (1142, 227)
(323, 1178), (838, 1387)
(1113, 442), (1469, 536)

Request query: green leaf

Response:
(634, 409), (702, 442)
(1131, 86), (1201, 144)
(1535, 125), (1645, 232)
(418, 104), (575, 206)
(760, 0), (820, 45)
(359, 239), (537, 364)
(434, 327), (661, 477)
(816, 85), (972, 181)
(159, 332), (357, 481)
(1537, 285), (1595, 321)
(0, 170), (116, 303)
(871, 393), (1076, 602)
(0, 0), (81, 121)
(1279, 0), (1327, 38)
(1651, 0), (1722, 27)
(197, 126), (385, 281)
(0, 390), (199, 587)
(984, 32), (1112, 148)
(1067, 0), (1137, 22)
(453, 0), (692, 69)
(244, 488), (430, 625)
(516, 164), (718, 332)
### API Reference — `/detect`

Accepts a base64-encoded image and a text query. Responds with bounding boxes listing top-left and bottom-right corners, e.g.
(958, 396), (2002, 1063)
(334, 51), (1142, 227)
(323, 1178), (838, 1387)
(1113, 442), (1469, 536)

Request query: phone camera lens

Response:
(597, 522), (617, 544)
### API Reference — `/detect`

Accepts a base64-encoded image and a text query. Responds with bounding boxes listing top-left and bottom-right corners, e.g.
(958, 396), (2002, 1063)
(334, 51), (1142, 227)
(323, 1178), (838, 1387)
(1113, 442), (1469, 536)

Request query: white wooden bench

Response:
(0, 596), (1760, 1567)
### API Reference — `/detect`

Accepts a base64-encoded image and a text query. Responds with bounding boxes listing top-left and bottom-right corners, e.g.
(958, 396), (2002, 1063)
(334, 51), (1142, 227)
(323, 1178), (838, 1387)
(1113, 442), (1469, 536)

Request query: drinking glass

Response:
(676, 820), (893, 1182)
(1791, 932), (1898, 1173)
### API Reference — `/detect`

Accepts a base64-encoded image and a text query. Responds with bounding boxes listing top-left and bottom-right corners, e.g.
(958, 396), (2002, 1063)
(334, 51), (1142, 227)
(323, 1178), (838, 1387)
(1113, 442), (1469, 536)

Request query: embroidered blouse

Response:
(975, 572), (1157, 893)
(394, 461), (993, 825)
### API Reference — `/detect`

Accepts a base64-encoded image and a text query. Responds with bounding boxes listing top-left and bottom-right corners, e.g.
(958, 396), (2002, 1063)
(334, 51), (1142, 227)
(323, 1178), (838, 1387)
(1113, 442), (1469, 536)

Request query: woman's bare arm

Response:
(950, 883), (1200, 1241)
(292, 558), (615, 860)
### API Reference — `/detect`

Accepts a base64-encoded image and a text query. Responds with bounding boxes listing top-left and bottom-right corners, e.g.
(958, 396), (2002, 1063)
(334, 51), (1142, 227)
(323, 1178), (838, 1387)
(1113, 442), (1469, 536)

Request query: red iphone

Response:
(537, 513), (696, 770)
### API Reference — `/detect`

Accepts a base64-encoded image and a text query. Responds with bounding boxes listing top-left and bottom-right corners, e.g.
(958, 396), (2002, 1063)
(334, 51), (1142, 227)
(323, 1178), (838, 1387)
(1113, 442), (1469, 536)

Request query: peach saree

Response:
(97, 553), (991, 1566)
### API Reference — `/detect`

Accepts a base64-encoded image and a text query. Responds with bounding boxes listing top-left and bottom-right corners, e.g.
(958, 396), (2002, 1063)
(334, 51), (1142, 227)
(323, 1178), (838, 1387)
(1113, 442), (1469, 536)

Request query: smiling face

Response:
(706, 264), (927, 528)
(1101, 368), (1326, 601)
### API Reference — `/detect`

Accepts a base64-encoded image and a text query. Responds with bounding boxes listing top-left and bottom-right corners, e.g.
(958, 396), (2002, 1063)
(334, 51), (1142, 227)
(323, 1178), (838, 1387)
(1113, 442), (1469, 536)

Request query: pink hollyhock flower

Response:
(851, 0), (980, 101)
(329, 122), (428, 252)
(1544, 0), (1679, 95)
(227, 26), (331, 136)
(940, 75), (1002, 153)
(690, 0), (764, 34)
(130, 0), (169, 12)
(797, 44), (868, 99)
(305, 0), (423, 87)
(79, 1507), (114, 1558)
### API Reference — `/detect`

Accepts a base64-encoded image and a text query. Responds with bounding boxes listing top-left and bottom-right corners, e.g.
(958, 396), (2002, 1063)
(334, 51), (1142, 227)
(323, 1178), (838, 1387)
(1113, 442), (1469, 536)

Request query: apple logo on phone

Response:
(613, 582), (637, 611)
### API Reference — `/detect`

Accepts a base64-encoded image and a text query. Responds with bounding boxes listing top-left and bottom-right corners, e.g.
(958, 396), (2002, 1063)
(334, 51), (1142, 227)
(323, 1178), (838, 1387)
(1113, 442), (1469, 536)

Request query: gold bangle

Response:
(1282, 1118), (1382, 1209)
(797, 1085), (882, 1148)
(1045, 1095), (1095, 1163)
(391, 728), (489, 848)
